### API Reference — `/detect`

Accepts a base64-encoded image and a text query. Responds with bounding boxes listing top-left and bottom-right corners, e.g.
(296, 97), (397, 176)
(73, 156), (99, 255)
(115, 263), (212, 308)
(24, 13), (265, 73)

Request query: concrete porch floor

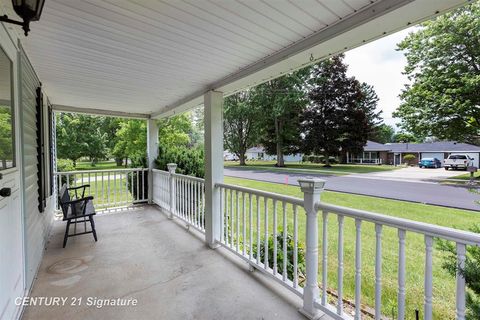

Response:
(22, 205), (311, 320)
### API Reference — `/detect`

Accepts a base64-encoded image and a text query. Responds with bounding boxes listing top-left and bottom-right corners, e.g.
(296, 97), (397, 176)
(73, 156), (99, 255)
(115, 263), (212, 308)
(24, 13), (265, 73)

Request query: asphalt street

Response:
(224, 167), (480, 211)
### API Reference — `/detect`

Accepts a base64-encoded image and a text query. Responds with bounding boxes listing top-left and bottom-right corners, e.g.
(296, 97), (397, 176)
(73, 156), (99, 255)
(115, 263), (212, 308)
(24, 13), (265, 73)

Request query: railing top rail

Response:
(317, 202), (480, 245)
(216, 182), (304, 207)
(172, 173), (205, 183)
(152, 168), (169, 174)
(54, 168), (148, 175)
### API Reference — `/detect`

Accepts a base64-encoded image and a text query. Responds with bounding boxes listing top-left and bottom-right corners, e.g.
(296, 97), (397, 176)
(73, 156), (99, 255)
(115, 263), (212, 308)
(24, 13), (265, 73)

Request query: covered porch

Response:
(0, 1), (476, 320)
(22, 205), (305, 320)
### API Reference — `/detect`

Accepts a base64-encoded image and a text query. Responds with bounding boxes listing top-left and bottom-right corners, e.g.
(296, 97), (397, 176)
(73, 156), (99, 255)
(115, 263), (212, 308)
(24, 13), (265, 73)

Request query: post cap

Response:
(298, 178), (326, 193)
(167, 163), (177, 173)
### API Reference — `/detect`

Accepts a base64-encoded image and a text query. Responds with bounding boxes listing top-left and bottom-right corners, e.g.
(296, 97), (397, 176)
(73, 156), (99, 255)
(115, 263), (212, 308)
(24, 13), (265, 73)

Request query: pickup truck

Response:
(444, 154), (474, 170)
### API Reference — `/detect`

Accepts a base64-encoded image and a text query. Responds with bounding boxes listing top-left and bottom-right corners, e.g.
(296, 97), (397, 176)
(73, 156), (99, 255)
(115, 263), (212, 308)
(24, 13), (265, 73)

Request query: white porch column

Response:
(204, 90), (224, 248)
(299, 178), (326, 320)
(147, 119), (159, 204)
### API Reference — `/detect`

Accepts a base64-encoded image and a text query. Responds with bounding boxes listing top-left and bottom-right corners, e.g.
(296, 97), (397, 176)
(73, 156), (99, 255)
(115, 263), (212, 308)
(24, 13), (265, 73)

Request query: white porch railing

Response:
(347, 158), (383, 165)
(152, 164), (480, 320)
(152, 168), (205, 232)
(54, 168), (148, 210)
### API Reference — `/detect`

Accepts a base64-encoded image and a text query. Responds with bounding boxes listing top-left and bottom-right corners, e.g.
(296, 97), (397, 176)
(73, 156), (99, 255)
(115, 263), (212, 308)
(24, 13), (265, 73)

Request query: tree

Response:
(157, 114), (192, 149)
(254, 69), (309, 167)
(394, 3), (480, 143)
(393, 132), (419, 143)
(372, 124), (396, 144)
(223, 91), (261, 165)
(340, 83), (382, 162)
(302, 55), (380, 166)
(56, 113), (108, 166)
(113, 120), (147, 167)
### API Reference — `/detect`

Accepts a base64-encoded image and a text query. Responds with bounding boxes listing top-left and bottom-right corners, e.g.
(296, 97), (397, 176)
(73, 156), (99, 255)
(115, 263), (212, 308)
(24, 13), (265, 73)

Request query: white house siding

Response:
(19, 45), (55, 290)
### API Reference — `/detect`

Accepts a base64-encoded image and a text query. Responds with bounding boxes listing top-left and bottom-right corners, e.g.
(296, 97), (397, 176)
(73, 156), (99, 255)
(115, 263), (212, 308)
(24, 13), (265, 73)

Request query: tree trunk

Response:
(275, 118), (285, 167)
(125, 157), (128, 168)
(73, 159), (77, 167)
(323, 153), (331, 167)
(2, 159), (6, 168)
(115, 157), (123, 166)
(239, 153), (246, 166)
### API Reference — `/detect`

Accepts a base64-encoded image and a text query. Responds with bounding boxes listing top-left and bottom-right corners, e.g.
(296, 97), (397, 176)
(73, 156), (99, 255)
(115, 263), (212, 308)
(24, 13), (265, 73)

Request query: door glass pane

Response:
(0, 47), (14, 170)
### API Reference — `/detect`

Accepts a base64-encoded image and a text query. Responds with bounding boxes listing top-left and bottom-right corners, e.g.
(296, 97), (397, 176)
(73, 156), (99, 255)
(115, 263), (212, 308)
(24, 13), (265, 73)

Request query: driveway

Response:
(359, 166), (462, 182)
(224, 167), (480, 211)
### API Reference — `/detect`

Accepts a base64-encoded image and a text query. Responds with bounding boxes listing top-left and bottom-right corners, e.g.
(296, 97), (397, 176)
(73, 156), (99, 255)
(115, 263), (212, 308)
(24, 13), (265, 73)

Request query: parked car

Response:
(418, 158), (442, 168)
(444, 154), (474, 170)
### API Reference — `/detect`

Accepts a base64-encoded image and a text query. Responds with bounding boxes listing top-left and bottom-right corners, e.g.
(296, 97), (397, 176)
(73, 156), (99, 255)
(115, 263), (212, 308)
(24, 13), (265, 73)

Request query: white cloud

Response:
(344, 28), (415, 129)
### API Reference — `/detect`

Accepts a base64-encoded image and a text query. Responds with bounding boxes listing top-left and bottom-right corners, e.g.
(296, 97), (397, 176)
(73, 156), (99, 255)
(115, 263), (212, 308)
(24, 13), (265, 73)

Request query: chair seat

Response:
(63, 201), (96, 220)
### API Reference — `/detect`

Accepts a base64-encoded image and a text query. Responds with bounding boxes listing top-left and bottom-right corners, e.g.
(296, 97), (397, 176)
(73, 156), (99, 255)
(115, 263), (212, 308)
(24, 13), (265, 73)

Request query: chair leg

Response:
(89, 216), (98, 242)
(63, 220), (70, 248)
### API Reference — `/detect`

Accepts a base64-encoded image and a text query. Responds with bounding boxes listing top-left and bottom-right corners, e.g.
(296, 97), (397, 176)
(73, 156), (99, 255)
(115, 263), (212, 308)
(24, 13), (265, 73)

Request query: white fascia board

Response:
(53, 104), (150, 119)
(151, 0), (468, 119)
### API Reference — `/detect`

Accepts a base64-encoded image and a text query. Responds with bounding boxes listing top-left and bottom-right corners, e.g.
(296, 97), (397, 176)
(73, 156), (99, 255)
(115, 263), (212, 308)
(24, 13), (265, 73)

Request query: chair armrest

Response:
(63, 196), (94, 206)
(67, 184), (90, 190)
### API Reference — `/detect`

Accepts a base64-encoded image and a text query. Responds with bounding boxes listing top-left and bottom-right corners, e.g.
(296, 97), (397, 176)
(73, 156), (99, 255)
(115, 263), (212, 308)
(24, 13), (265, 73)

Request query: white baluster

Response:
(113, 172), (117, 205)
(256, 195), (260, 264)
(220, 187), (224, 242)
(264, 197), (269, 270)
(375, 224), (382, 320)
(282, 201), (287, 281)
(337, 215), (344, 316)
(456, 243), (466, 320)
(230, 189), (234, 248)
(293, 205), (298, 288)
(273, 199), (278, 275)
(321, 210), (328, 306)
(424, 235), (433, 320)
(249, 194), (253, 260)
(243, 192), (246, 256)
(398, 229), (406, 320)
(354, 219), (362, 320)
(236, 191), (240, 251)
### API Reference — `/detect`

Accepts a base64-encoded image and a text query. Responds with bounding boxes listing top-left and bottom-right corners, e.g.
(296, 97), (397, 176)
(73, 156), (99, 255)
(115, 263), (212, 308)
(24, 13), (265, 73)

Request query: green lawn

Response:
(224, 160), (399, 175)
(64, 173), (146, 208)
(223, 176), (480, 319)
(75, 160), (123, 171)
(448, 171), (480, 180)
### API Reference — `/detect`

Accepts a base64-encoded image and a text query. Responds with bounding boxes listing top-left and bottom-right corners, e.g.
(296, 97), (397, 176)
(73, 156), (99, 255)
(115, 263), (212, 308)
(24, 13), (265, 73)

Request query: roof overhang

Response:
(9, 0), (470, 118)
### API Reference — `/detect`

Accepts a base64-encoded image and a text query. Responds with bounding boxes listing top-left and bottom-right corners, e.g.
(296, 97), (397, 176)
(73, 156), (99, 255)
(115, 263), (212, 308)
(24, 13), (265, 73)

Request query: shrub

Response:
(155, 145), (205, 178)
(252, 231), (306, 280)
(56, 159), (75, 186)
(437, 225), (480, 319)
(56, 158), (75, 172)
(403, 154), (416, 165)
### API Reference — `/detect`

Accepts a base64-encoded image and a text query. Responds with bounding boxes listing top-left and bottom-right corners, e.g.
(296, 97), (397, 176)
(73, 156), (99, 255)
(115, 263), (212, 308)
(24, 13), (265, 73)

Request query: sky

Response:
(344, 27), (415, 129)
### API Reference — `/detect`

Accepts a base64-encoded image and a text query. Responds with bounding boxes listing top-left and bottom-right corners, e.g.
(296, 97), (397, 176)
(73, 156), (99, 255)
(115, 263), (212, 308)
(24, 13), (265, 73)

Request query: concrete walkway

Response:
(23, 206), (312, 320)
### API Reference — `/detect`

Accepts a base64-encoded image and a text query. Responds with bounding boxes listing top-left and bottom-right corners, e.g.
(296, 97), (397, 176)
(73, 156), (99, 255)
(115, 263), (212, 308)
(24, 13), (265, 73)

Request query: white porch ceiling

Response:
(10, 0), (470, 117)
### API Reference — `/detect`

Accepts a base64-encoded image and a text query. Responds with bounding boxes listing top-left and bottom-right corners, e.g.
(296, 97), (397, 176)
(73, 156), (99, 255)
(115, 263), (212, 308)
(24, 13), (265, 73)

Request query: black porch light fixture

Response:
(0, 0), (45, 36)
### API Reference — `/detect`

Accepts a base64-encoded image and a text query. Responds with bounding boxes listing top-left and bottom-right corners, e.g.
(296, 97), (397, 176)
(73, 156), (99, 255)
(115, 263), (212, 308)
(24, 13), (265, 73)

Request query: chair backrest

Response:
(58, 184), (70, 217)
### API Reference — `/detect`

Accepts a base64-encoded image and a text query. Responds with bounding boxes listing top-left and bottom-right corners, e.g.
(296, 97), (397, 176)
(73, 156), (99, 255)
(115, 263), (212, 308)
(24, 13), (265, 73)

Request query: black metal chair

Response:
(58, 184), (98, 248)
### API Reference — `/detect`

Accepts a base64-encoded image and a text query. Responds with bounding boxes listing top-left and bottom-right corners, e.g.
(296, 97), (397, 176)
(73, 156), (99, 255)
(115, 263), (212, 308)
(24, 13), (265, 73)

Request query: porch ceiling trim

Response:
(52, 104), (150, 119)
(151, 0), (468, 118)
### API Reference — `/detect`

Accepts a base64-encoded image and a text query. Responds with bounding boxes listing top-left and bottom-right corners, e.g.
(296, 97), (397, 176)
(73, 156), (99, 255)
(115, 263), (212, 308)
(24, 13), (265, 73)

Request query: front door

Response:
(0, 32), (24, 320)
